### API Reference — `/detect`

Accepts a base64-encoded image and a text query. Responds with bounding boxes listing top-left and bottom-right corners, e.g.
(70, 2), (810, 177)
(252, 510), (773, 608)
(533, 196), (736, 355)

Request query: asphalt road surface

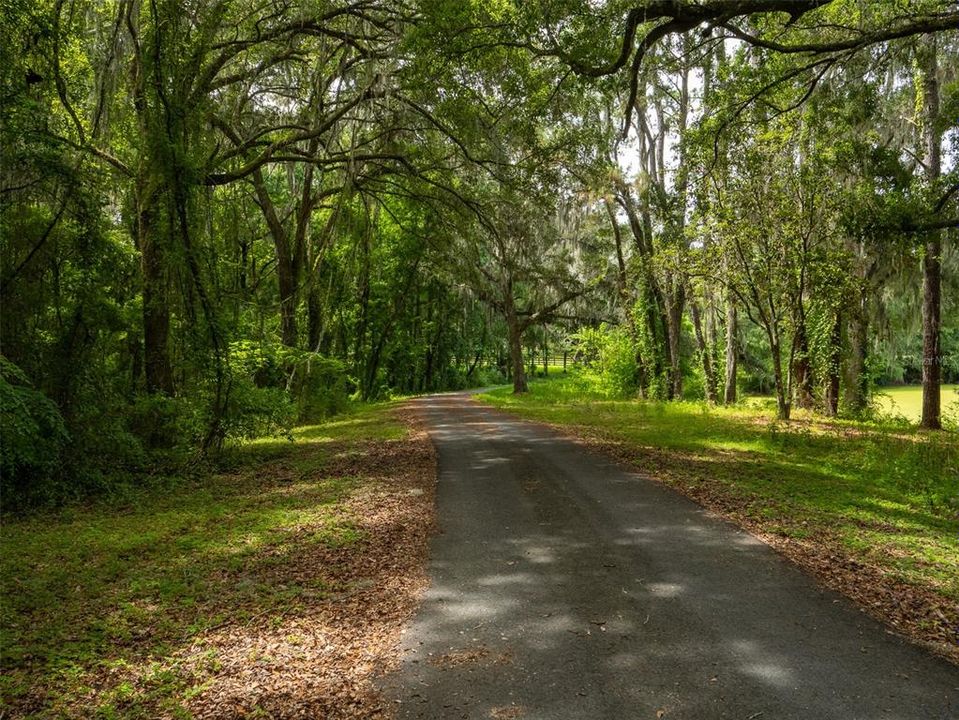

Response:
(382, 392), (958, 719)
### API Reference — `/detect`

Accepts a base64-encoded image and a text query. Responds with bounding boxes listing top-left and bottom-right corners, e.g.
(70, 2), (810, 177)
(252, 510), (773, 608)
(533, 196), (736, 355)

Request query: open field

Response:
(875, 384), (959, 423)
(478, 377), (959, 660)
(0, 404), (434, 719)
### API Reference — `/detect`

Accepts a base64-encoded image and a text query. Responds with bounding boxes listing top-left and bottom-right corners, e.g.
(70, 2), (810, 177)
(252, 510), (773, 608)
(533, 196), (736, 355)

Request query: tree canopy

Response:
(2, 0), (957, 506)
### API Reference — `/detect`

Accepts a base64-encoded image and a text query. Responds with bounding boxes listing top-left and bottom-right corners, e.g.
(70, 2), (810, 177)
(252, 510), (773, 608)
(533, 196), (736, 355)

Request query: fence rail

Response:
(469, 351), (581, 373)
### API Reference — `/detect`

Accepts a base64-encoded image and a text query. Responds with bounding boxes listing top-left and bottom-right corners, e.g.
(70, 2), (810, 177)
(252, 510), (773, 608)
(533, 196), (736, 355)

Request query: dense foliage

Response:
(2, 0), (957, 506)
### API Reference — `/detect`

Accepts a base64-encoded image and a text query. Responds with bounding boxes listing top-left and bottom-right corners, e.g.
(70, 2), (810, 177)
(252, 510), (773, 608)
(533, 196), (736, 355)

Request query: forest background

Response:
(2, 0), (958, 509)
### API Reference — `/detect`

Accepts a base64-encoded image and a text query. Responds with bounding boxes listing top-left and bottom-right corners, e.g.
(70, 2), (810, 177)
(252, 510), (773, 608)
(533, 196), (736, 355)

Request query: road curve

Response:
(382, 392), (957, 719)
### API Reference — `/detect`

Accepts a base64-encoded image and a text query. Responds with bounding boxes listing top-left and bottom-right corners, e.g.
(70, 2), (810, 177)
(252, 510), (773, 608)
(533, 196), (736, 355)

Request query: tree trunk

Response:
(706, 289), (718, 383)
(667, 286), (684, 399)
(667, 55), (691, 401)
(619, 189), (668, 397)
(252, 170), (298, 347)
(354, 228), (371, 376)
(307, 284), (322, 352)
(792, 320), (814, 410)
(724, 298), (737, 404)
(543, 327), (549, 378)
(128, 19), (172, 397)
(606, 197), (638, 345)
(690, 298), (717, 404)
(919, 38), (942, 430)
(825, 312), (841, 416)
(921, 236), (943, 429)
(277, 257), (298, 347)
(769, 335), (790, 420)
(506, 303), (528, 393)
(137, 190), (173, 396)
(845, 293), (869, 415)
(128, 330), (142, 395)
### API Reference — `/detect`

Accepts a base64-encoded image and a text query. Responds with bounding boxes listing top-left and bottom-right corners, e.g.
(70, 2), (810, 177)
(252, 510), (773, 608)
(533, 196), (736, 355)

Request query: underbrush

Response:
(0, 402), (414, 717)
(0, 345), (352, 511)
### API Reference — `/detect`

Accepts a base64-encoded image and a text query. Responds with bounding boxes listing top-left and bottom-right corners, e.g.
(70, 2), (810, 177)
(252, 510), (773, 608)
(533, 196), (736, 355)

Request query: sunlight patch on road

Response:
(647, 582), (684, 598)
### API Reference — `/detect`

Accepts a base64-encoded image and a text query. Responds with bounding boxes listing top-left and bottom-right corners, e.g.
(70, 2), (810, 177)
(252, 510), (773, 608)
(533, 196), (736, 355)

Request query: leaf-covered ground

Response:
(1, 403), (436, 719)
(479, 377), (959, 665)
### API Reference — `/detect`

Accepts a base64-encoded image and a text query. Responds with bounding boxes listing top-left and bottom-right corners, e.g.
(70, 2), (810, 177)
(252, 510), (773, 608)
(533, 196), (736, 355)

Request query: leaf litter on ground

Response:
(2, 404), (437, 719)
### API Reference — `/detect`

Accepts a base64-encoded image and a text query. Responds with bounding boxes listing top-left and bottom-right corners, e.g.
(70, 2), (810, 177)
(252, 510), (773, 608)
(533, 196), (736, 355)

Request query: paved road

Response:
(383, 393), (958, 719)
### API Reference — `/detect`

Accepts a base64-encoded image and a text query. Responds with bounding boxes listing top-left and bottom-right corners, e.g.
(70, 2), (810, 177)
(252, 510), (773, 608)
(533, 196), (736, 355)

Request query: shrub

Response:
(288, 355), (350, 421)
(473, 366), (508, 388)
(127, 393), (200, 451)
(228, 341), (349, 424)
(570, 325), (639, 399)
(0, 356), (69, 505)
(65, 397), (151, 493)
(219, 378), (297, 441)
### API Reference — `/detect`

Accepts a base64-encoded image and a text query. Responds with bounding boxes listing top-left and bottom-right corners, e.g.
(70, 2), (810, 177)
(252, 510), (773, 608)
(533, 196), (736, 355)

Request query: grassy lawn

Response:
(478, 376), (959, 654)
(0, 403), (428, 719)
(875, 384), (959, 423)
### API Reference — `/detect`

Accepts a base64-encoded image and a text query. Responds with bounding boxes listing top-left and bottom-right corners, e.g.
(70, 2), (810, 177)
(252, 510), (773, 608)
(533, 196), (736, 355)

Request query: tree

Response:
(918, 36), (944, 429)
(459, 190), (598, 393)
(716, 121), (831, 420)
(533, 0), (959, 133)
(4, 0), (958, 506)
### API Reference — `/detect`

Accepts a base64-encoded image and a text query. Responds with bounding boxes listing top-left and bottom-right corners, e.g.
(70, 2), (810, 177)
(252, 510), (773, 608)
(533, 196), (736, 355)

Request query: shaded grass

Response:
(478, 376), (959, 603)
(0, 402), (409, 718)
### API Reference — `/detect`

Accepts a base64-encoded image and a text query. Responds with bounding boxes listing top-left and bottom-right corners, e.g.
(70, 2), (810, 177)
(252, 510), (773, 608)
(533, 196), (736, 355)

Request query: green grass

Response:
(875, 384), (959, 423)
(478, 375), (959, 604)
(0, 403), (408, 719)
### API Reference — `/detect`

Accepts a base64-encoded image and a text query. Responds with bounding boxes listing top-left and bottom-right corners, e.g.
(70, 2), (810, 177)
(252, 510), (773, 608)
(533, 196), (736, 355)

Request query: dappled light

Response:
(383, 393), (959, 718)
(480, 380), (959, 643)
(1, 408), (435, 718)
(4, 0), (958, 716)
